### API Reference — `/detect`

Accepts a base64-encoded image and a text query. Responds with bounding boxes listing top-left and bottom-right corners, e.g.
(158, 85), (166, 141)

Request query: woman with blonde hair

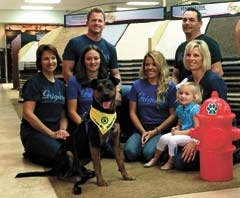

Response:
(183, 39), (227, 101)
(174, 39), (227, 170)
(124, 50), (178, 162)
(144, 82), (202, 170)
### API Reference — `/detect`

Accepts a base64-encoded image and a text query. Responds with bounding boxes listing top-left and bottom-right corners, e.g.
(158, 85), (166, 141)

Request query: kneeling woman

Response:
(20, 44), (70, 167)
(124, 50), (178, 162)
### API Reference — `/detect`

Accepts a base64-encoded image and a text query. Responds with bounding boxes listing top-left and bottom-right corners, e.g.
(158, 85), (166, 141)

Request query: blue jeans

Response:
(124, 132), (161, 162)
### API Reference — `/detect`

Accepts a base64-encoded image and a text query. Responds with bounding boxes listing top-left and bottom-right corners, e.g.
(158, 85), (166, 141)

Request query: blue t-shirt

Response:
(62, 34), (118, 74)
(22, 72), (66, 125)
(66, 75), (93, 115)
(189, 70), (227, 101)
(128, 79), (177, 125)
(175, 102), (200, 130)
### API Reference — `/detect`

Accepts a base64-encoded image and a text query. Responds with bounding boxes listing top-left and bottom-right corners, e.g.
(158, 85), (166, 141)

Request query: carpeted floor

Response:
(6, 86), (240, 198)
(48, 159), (240, 198)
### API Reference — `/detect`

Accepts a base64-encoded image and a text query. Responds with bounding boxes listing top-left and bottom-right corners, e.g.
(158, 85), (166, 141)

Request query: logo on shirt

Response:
(42, 89), (65, 103)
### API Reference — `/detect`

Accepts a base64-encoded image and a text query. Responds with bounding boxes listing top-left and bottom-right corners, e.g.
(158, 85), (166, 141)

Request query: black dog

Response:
(85, 76), (134, 186)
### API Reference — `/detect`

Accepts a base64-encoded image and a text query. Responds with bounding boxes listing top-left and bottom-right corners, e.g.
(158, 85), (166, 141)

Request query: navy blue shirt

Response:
(22, 72), (66, 126)
(189, 70), (227, 102)
(62, 34), (118, 74)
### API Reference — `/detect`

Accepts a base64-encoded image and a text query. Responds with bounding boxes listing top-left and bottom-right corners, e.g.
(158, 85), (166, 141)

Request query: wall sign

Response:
(64, 7), (166, 27)
(171, 1), (240, 19)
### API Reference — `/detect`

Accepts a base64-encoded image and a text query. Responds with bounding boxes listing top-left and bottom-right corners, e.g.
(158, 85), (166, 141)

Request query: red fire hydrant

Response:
(189, 91), (240, 182)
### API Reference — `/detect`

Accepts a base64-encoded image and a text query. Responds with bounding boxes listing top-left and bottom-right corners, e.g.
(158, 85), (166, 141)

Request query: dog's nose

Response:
(103, 93), (110, 100)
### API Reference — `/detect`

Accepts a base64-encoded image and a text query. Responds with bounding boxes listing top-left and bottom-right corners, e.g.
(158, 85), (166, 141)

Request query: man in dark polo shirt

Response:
(172, 7), (224, 84)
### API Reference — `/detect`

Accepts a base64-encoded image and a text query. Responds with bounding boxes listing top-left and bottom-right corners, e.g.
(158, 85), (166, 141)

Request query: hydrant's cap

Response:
(199, 91), (233, 117)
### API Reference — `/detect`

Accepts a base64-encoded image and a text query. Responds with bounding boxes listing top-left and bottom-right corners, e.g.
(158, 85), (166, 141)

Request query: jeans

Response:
(124, 132), (161, 162)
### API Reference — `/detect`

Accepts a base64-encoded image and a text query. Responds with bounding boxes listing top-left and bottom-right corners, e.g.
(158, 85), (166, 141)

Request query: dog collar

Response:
(89, 106), (116, 135)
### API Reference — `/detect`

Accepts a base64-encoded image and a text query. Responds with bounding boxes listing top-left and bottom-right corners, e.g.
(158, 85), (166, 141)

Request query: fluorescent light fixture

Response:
(116, 7), (138, 11)
(24, 0), (61, 3)
(126, 1), (159, 6)
(21, 6), (53, 10)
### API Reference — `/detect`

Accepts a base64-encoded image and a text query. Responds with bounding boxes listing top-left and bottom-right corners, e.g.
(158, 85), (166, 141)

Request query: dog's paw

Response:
(120, 170), (135, 181)
(97, 178), (108, 187)
(123, 175), (135, 181)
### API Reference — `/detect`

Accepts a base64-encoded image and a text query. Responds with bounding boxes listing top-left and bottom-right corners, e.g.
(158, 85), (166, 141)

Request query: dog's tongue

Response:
(103, 101), (111, 109)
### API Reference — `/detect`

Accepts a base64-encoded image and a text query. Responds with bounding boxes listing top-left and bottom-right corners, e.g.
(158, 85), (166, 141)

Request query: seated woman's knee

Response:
(142, 149), (153, 162)
(124, 147), (139, 161)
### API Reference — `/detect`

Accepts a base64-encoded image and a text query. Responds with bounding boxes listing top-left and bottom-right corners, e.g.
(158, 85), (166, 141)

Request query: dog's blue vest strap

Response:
(84, 119), (90, 135)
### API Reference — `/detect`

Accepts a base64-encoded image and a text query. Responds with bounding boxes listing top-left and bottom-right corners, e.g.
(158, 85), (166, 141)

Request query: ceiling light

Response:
(126, 1), (160, 6)
(24, 0), (61, 3)
(116, 7), (138, 11)
(21, 6), (54, 10)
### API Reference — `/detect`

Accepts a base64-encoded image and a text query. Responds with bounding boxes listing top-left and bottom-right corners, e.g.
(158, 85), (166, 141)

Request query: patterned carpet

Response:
(5, 85), (240, 198)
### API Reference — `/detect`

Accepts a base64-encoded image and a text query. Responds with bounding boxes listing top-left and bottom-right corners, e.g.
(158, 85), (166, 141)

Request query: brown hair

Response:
(87, 7), (106, 21)
(36, 44), (61, 71)
(75, 45), (108, 87)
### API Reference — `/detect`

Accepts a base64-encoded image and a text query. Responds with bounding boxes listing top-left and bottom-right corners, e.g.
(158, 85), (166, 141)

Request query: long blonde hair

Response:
(139, 50), (171, 104)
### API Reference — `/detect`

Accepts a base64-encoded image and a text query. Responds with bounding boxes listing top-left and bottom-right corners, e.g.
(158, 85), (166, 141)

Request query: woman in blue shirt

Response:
(20, 44), (69, 167)
(124, 50), (178, 162)
(66, 45), (108, 127)
(174, 39), (227, 171)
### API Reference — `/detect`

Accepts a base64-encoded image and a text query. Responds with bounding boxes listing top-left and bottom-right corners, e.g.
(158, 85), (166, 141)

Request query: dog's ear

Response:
(108, 76), (120, 87)
(91, 79), (99, 89)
